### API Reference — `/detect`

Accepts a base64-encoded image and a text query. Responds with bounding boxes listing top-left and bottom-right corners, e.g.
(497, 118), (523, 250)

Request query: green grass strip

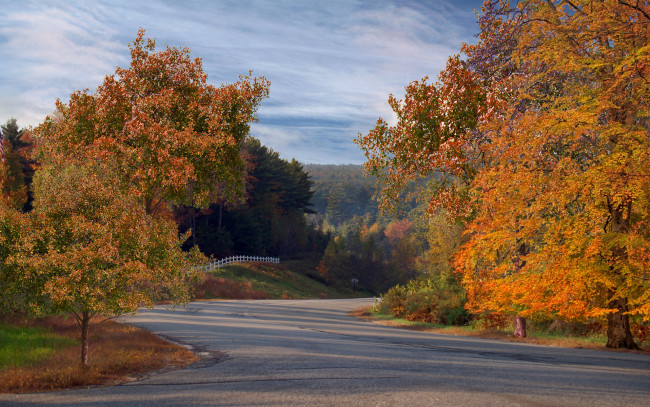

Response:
(0, 323), (77, 369)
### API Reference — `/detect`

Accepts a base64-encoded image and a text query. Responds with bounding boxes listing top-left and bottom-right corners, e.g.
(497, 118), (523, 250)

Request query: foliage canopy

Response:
(356, 0), (650, 349)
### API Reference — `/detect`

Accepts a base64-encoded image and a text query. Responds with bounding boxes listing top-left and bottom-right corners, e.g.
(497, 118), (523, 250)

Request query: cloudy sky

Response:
(1, 0), (485, 164)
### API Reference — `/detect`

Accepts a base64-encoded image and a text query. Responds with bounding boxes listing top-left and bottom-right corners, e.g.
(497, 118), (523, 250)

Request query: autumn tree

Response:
(354, 51), (498, 323)
(357, 0), (650, 349)
(355, 54), (489, 220)
(455, 0), (650, 349)
(24, 30), (269, 365)
(22, 162), (198, 366)
(35, 29), (270, 217)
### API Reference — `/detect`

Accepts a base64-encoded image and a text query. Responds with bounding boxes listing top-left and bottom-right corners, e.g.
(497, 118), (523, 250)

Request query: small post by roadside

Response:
(351, 278), (359, 294)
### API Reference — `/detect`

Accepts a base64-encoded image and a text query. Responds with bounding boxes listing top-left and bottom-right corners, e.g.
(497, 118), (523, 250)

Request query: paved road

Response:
(2, 298), (649, 406)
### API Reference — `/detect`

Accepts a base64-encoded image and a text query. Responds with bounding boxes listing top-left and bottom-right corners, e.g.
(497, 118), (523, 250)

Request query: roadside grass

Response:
(0, 323), (76, 369)
(193, 271), (271, 300)
(0, 315), (198, 393)
(351, 307), (649, 353)
(195, 262), (344, 300)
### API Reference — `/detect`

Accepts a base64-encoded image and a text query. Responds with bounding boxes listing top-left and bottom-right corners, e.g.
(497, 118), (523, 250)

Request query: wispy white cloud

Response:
(1, 0), (126, 123)
(0, 0), (484, 163)
(6, 8), (120, 73)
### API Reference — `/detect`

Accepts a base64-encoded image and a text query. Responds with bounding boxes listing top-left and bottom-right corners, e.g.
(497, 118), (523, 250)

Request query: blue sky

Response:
(1, 0), (485, 164)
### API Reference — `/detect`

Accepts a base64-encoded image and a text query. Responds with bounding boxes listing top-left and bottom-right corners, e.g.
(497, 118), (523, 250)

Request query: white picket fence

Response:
(199, 255), (280, 272)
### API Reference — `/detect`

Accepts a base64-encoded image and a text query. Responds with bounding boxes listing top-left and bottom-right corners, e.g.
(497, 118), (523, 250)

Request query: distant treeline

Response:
(304, 164), (378, 228)
(178, 157), (424, 295)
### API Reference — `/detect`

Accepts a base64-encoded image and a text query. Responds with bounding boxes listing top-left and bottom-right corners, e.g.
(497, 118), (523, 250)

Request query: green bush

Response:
(375, 272), (469, 325)
(374, 284), (407, 316)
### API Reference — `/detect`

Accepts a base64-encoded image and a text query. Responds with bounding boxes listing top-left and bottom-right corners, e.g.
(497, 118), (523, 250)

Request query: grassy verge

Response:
(350, 307), (649, 353)
(194, 262), (344, 300)
(0, 315), (198, 393)
(0, 323), (76, 369)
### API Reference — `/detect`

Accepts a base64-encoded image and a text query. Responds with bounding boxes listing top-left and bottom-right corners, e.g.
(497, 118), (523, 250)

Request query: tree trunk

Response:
(80, 310), (90, 367)
(604, 198), (639, 349)
(218, 202), (223, 232)
(606, 295), (639, 349)
(512, 243), (528, 338)
(513, 316), (526, 338)
(191, 206), (196, 248)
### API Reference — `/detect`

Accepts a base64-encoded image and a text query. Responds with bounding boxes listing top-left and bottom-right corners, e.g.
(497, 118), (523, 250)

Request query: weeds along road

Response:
(2, 298), (649, 406)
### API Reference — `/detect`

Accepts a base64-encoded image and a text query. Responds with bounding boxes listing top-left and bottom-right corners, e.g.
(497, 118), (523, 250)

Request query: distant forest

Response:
(304, 164), (379, 228)
(181, 160), (387, 261)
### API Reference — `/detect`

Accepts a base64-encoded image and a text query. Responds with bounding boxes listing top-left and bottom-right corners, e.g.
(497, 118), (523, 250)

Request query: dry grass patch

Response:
(193, 272), (270, 300)
(0, 315), (199, 393)
(196, 263), (342, 300)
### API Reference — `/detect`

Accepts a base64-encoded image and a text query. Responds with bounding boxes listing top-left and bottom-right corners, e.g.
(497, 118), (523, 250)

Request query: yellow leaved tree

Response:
(456, 0), (650, 349)
(357, 0), (649, 348)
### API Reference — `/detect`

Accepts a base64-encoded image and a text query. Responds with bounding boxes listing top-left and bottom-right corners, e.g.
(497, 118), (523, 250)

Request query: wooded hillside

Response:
(304, 164), (378, 227)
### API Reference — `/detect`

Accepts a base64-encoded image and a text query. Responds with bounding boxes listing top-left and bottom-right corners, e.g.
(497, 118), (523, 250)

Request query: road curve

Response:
(1, 298), (649, 406)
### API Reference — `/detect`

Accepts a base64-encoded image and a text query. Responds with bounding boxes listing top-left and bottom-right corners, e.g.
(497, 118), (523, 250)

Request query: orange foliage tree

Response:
(35, 29), (270, 216)
(19, 30), (270, 365)
(455, 0), (650, 349)
(357, 0), (650, 348)
(355, 55), (490, 219)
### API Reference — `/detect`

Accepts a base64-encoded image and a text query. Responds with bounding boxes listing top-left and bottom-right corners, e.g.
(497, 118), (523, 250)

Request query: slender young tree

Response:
(23, 162), (197, 366)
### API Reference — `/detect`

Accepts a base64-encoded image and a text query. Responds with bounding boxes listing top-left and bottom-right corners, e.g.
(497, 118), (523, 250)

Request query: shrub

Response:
(375, 272), (469, 325)
(469, 313), (512, 330)
(373, 284), (407, 316)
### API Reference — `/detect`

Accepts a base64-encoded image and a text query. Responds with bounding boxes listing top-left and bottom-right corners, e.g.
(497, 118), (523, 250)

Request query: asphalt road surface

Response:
(2, 298), (649, 406)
